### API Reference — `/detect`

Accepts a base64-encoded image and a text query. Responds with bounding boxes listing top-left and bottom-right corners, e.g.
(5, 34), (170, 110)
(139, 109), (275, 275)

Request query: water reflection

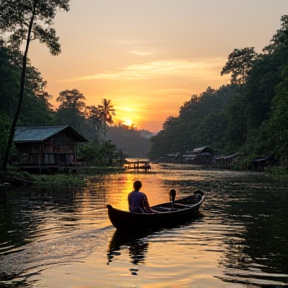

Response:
(1, 166), (288, 287)
(213, 186), (288, 286)
(107, 230), (149, 269)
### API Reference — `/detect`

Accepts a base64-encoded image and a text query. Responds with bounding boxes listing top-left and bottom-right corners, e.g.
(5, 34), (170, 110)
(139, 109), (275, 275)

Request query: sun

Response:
(122, 119), (133, 127)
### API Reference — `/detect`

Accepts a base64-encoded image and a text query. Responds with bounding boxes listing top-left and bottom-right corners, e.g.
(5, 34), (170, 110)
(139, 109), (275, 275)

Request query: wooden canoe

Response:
(106, 190), (205, 231)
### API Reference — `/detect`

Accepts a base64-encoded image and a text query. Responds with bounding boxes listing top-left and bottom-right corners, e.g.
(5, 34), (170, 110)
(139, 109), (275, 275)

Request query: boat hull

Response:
(106, 190), (205, 231)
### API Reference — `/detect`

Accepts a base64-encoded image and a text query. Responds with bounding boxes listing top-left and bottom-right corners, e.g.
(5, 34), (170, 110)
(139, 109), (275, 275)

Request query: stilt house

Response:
(14, 125), (88, 173)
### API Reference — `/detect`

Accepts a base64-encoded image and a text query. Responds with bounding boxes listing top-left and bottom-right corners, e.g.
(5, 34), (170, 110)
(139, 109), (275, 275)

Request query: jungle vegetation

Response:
(149, 15), (288, 169)
(0, 0), (70, 170)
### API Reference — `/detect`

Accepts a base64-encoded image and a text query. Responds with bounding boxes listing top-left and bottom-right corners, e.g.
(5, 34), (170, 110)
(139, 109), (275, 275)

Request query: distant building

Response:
(213, 152), (240, 167)
(14, 125), (88, 173)
(183, 146), (215, 165)
(156, 146), (216, 165)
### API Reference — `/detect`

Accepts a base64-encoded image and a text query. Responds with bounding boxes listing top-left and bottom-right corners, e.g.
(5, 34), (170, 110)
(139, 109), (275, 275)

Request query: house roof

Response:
(252, 155), (271, 163)
(14, 125), (88, 143)
(192, 146), (212, 154)
(224, 152), (240, 160)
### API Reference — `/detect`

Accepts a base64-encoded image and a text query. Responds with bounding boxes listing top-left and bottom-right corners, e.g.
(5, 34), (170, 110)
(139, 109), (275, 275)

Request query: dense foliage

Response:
(149, 15), (288, 167)
(0, 0), (70, 170)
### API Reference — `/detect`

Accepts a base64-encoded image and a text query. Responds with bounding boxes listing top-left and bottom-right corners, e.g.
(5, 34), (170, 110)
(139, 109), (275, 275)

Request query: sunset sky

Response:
(28, 0), (287, 132)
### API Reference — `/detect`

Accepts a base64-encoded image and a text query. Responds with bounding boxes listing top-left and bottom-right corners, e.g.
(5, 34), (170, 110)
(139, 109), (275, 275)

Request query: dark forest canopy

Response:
(149, 15), (288, 167)
(0, 0), (70, 170)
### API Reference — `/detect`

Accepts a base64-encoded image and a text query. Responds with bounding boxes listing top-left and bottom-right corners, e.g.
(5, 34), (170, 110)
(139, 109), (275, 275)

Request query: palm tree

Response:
(98, 99), (116, 140)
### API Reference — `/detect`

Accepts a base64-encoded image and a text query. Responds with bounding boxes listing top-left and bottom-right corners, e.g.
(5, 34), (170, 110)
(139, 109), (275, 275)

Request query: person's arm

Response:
(128, 193), (132, 211)
(143, 195), (153, 213)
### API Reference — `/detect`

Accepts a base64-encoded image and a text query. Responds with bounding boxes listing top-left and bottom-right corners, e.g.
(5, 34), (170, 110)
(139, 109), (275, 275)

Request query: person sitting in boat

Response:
(128, 180), (153, 213)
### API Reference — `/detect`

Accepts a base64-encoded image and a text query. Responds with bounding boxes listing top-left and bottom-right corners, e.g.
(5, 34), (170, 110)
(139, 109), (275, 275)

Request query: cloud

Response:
(130, 50), (155, 56)
(61, 58), (226, 82)
(115, 39), (155, 56)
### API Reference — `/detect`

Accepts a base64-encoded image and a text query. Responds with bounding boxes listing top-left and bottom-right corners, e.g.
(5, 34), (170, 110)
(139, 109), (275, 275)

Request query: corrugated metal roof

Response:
(193, 146), (210, 153)
(14, 125), (88, 142)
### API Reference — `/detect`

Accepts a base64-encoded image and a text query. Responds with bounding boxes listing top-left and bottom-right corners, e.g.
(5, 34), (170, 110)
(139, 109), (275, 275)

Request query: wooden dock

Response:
(124, 159), (151, 171)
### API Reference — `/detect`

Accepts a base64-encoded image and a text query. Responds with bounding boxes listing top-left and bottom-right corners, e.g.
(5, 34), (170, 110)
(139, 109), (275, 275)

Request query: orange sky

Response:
(28, 0), (288, 132)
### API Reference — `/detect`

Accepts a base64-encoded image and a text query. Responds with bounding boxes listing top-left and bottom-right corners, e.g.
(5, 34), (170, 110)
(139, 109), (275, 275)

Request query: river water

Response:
(0, 164), (288, 287)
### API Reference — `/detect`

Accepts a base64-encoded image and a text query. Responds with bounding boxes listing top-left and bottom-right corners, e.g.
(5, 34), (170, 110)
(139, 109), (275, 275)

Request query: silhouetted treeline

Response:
(149, 15), (288, 167)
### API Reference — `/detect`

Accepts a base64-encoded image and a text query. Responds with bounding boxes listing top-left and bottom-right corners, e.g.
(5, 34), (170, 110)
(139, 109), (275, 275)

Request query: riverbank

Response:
(0, 166), (125, 188)
(1, 165), (287, 188)
(0, 171), (34, 187)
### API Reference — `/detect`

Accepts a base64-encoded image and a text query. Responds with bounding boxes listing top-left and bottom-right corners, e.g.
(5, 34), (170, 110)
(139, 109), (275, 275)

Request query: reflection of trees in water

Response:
(0, 180), (110, 261)
(107, 230), (149, 268)
(218, 186), (288, 285)
(0, 185), (86, 254)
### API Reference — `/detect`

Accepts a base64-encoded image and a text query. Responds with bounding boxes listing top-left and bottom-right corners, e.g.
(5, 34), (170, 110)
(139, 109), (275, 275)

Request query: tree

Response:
(55, 89), (86, 130)
(267, 72), (288, 162)
(263, 15), (288, 53)
(79, 140), (118, 166)
(20, 64), (54, 125)
(162, 116), (177, 130)
(0, 115), (14, 165)
(221, 47), (257, 85)
(98, 99), (116, 140)
(85, 105), (102, 144)
(223, 93), (247, 152)
(257, 23), (288, 164)
(0, 0), (70, 171)
(0, 41), (20, 119)
(244, 53), (280, 130)
(0, 42), (55, 129)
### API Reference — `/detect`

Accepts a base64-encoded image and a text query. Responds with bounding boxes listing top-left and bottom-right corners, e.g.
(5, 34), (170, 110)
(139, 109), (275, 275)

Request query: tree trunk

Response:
(1, 5), (35, 171)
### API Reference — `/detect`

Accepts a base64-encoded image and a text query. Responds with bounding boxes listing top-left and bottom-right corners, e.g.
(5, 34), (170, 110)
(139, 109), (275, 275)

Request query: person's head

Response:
(133, 180), (142, 191)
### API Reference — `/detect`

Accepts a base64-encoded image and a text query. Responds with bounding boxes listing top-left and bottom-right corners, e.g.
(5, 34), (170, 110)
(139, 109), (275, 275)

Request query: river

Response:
(0, 164), (288, 287)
